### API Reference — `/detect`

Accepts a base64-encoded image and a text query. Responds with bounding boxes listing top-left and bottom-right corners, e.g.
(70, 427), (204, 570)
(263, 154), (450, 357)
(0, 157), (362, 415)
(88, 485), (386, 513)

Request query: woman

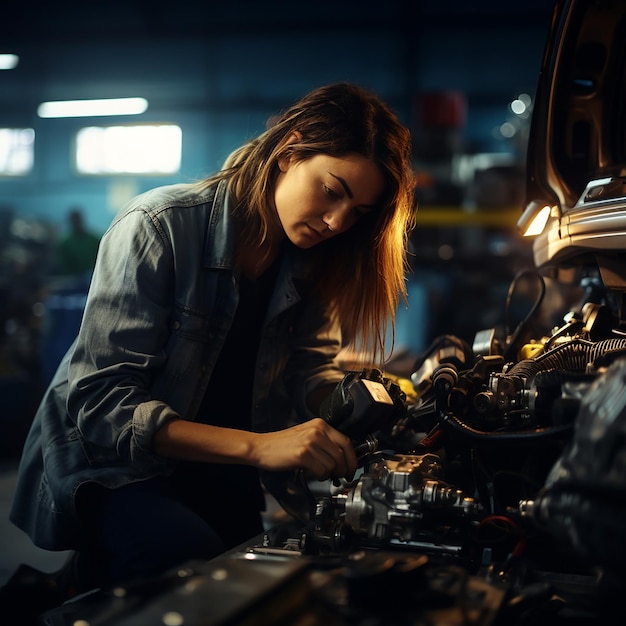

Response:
(10, 82), (416, 592)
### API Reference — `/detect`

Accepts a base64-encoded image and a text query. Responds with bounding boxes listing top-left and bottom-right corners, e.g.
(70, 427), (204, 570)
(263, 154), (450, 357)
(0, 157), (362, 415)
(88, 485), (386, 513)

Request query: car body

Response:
(521, 0), (626, 290)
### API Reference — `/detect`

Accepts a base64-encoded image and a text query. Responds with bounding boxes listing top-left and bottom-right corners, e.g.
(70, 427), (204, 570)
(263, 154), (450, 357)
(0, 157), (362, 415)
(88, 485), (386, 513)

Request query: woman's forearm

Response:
(153, 418), (256, 464)
(153, 417), (357, 481)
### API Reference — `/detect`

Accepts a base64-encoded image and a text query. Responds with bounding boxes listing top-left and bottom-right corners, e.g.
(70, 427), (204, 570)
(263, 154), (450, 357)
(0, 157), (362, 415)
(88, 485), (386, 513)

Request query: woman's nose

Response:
(323, 214), (337, 233)
(323, 207), (352, 234)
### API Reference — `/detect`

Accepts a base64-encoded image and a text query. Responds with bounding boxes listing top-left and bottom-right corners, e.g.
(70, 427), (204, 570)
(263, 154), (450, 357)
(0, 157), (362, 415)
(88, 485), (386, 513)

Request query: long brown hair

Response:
(197, 83), (416, 363)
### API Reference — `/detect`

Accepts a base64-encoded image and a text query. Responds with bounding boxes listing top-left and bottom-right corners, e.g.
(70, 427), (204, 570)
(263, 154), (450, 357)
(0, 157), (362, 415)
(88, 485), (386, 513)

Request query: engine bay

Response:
(251, 265), (626, 626)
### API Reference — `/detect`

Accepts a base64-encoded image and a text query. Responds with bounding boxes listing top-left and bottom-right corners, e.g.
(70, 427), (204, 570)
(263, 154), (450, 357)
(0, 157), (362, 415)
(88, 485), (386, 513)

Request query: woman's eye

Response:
(324, 184), (341, 200)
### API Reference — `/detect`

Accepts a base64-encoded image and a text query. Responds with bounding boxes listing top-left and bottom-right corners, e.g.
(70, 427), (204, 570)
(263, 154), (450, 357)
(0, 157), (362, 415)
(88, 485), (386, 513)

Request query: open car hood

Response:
(521, 0), (626, 282)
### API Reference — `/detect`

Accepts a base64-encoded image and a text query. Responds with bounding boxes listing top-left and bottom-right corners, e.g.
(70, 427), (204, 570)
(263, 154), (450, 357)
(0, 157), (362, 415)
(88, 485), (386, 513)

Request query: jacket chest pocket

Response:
(170, 304), (212, 341)
(164, 305), (218, 381)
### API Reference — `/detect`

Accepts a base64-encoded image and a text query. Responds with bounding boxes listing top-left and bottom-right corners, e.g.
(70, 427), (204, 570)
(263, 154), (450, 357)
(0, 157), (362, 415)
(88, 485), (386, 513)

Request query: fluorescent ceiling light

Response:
(38, 97), (148, 118)
(0, 54), (19, 70)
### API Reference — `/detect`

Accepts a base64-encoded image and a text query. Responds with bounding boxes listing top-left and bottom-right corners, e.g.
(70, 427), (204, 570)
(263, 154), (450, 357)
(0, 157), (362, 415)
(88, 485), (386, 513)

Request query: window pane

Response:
(76, 124), (182, 175)
(0, 128), (35, 176)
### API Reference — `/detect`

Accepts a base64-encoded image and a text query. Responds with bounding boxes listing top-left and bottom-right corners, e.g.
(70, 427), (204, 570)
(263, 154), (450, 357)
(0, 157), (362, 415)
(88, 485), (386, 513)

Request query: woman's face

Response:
(273, 153), (385, 248)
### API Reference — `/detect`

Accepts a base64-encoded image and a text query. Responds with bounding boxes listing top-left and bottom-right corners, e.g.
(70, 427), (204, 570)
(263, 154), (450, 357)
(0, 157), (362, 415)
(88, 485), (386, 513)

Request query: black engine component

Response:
(518, 355), (626, 577)
(264, 273), (626, 626)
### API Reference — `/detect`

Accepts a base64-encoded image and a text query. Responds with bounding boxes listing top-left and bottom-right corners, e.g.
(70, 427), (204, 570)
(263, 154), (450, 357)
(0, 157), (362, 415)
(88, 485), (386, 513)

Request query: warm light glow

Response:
(37, 97), (148, 118)
(522, 205), (551, 236)
(0, 54), (19, 70)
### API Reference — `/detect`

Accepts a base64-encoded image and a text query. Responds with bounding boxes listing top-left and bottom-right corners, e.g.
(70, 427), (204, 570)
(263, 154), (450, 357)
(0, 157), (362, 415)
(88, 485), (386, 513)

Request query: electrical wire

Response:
(503, 269), (547, 361)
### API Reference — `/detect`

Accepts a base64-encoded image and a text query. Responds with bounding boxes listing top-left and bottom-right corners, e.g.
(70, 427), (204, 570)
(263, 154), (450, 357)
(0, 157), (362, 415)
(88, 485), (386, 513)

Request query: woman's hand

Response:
(251, 418), (357, 481)
(154, 417), (357, 482)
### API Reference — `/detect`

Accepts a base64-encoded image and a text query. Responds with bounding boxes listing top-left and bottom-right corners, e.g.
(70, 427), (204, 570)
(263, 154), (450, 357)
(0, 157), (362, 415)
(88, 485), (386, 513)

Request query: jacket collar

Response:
(202, 180), (237, 270)
(201, 179), (313, 286)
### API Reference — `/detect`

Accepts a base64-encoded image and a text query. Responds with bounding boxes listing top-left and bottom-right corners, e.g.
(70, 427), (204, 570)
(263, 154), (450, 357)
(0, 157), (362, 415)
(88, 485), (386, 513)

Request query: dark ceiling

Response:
(2, 0), (555, 46)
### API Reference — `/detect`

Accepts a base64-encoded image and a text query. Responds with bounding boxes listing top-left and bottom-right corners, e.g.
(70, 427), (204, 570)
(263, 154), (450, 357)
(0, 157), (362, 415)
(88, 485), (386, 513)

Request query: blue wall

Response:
(0, 13), (553, 236)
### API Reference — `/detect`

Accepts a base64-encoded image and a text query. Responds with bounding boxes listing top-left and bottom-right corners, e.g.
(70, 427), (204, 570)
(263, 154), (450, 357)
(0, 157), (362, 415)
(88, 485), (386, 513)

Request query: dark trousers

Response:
(77, 465), (265, 589)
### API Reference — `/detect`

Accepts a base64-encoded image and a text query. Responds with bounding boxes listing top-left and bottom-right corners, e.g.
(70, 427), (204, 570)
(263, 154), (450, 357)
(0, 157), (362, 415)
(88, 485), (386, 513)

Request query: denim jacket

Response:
(10, 180), (345, 550)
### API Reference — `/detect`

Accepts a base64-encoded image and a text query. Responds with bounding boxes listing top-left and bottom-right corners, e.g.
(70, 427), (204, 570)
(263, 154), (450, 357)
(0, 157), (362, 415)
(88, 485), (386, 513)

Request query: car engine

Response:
(257, 266), (626, 625)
